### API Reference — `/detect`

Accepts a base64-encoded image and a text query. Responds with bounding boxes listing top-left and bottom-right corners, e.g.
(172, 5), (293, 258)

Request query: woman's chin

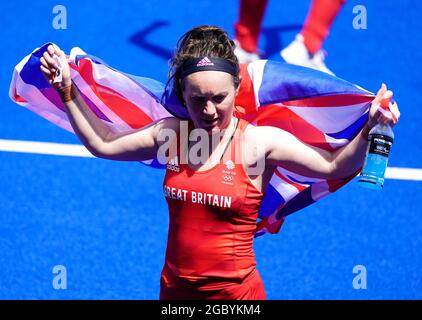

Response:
(200, 119), (220, 132)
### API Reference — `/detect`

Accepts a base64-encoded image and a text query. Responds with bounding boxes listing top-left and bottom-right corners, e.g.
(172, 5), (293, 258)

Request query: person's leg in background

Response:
(234, 0), (268, 63)
(281, 0), (346, 75)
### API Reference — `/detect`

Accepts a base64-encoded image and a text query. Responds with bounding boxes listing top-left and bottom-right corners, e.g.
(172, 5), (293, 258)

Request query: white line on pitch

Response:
(384, 167), (422, 181)
(0, 139), (95, 158)
(0, 139), (421, 181)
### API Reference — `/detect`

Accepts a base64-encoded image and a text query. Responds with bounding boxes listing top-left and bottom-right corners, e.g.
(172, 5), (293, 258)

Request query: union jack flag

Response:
(9, 43), (396, 237)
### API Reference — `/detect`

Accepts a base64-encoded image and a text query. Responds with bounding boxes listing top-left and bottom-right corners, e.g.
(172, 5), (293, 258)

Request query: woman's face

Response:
(181, 71), (238, 134)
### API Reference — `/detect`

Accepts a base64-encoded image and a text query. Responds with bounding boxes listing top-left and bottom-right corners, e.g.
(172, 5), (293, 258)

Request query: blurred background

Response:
(0, 0), (420, 299)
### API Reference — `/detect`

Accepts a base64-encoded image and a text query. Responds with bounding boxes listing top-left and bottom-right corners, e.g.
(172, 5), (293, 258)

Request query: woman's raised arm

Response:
(262, 84), (399, 179)
(40, 44), (178, 161)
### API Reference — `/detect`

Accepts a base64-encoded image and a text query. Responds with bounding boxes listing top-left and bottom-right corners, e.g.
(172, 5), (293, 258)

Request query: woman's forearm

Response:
(330, 124), (370, 178)
(60, 84), (113, 156)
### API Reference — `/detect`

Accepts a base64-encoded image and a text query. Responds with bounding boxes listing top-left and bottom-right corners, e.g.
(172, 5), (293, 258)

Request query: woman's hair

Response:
(165, 25), (240, 104)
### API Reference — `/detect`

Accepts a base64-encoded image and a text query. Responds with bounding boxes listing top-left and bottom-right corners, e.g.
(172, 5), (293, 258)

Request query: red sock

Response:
(234, 0), (268, 53)
(300, 0), (345, 54)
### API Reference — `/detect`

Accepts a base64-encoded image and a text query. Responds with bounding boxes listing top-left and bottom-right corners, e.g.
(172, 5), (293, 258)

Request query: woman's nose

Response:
(203, 100), (216, 115)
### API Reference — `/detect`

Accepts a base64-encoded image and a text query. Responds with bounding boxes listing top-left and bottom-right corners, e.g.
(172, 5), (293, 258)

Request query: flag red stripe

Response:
(283, 94), (373, 107)
(275, 170), (307, 192)
(250, 104), (335, 151)
(76, 60), (153, 129)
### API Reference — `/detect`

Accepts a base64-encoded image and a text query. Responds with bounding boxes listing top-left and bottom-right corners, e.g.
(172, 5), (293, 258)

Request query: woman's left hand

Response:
(368, 83), (400, 128)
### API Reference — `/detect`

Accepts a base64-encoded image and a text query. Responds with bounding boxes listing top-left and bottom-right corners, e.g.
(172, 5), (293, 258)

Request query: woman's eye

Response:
(213, 95), (226, 103)
(192, 97), (206, 104)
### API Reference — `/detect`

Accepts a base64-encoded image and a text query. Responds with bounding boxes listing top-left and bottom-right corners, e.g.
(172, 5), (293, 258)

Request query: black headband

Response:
(180, 57), (238, 80)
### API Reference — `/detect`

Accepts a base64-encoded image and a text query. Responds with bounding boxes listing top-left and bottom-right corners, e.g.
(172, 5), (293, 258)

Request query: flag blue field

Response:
(0, 0), (420, 299)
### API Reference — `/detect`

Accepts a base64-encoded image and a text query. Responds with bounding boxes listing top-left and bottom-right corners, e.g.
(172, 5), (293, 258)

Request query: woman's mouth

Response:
(201, 118), (219, 127)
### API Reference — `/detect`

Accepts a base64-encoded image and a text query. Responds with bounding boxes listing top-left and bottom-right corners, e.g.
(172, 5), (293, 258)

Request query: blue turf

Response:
(0, 0), (421, 299)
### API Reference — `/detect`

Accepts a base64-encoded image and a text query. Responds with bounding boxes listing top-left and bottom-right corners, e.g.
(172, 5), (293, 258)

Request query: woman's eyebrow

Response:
(214, 92), (229, 96)
(191, 91), (229, 97)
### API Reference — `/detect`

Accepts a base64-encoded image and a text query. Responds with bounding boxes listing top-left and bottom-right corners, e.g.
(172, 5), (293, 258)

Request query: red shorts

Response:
(159, 269), (266, 300)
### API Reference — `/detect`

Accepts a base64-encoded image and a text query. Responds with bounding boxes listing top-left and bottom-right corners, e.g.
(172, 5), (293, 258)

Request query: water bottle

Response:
(358, 121), (394, 190)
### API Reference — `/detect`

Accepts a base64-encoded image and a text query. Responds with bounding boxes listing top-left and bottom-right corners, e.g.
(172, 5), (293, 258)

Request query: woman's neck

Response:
(188, 117), (236, 166)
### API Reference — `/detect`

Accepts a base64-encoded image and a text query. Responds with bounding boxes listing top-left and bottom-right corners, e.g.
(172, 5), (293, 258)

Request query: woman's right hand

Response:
(40, 44), (71, 89)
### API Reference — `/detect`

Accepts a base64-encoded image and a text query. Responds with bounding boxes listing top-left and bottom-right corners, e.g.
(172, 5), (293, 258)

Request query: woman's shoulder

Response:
(155, 116), (184, 131)
(241, 121), (271, 141)
(239, 121), (268, 155)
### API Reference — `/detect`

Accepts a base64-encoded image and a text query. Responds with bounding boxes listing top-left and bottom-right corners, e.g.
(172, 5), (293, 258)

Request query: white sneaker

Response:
(234, 40), (260, 64)
(280, 34), (335, 75)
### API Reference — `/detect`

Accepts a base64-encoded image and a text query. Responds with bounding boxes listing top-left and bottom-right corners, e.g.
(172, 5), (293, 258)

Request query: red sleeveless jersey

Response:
(161, 118), (264, 291)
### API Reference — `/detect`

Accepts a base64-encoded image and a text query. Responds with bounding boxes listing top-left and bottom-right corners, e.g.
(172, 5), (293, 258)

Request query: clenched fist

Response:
(40, 44), (71, 89)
